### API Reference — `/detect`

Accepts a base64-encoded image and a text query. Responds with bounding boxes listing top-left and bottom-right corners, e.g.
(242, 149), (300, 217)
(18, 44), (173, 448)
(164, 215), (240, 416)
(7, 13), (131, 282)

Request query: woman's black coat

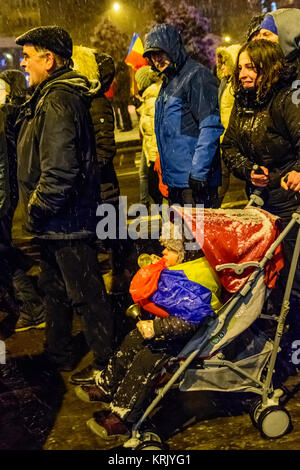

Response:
(222, 72), (300, 219)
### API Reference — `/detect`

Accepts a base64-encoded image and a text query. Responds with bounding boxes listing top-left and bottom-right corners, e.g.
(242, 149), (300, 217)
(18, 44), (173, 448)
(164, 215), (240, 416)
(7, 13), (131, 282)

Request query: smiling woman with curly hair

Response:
(223, 38), (299, 210)
(222, 38), (300, 381)
(231, 39), (289, 102)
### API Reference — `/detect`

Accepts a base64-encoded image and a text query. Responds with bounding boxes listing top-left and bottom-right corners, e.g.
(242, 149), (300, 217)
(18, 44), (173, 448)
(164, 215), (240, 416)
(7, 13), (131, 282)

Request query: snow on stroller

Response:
(124, 198), (300, 450)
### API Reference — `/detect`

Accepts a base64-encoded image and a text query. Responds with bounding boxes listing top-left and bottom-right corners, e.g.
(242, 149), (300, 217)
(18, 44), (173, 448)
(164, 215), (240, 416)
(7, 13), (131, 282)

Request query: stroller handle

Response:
(216, 261), (260, 275)
(247, 188), (264, 208)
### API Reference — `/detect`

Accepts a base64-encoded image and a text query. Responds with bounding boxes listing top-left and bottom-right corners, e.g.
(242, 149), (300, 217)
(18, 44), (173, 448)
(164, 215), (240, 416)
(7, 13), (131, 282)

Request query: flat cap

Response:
(16, 26), (73, 59)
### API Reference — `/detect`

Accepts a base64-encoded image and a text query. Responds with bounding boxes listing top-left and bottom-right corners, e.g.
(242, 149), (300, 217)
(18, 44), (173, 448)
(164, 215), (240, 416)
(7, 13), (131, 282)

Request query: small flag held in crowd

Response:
(125, 33), (148, 70)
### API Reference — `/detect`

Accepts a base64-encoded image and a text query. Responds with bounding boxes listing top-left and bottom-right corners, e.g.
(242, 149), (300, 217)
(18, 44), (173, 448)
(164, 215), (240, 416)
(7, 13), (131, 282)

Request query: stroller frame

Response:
(125, 204), (300, 448)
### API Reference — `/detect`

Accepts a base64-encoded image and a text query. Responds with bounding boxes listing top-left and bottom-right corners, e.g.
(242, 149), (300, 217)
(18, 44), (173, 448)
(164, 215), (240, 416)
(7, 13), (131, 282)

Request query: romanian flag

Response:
(130, 257), (222, 324)
(125, 33), (147, 71)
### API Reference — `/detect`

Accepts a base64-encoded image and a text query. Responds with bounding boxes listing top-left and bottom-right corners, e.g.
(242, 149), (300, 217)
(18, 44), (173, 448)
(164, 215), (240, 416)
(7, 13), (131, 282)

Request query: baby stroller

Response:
(124, 197), (300, 450)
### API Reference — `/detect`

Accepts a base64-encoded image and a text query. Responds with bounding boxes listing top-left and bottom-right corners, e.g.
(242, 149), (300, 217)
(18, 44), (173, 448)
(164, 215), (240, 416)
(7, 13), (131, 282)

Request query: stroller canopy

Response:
(172, 206), (284, 293)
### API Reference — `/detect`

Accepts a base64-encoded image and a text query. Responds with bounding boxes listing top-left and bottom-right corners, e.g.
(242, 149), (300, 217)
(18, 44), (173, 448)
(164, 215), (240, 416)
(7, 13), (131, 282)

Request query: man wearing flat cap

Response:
(15, 26), (115, 373)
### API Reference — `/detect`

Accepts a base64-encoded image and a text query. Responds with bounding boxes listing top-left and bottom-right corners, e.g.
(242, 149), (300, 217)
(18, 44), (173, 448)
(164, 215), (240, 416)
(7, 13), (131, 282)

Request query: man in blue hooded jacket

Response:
(143, 23), (224, 207)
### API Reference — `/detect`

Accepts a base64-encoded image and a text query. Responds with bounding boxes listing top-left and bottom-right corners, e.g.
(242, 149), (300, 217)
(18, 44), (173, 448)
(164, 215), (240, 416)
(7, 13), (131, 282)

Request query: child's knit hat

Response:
(135, 65), (160, 91)
(159, 221), (185, 264)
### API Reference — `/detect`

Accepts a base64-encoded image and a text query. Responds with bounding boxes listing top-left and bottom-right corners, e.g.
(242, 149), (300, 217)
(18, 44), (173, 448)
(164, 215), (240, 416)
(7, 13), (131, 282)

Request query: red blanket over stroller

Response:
(173, 206), (284, 293)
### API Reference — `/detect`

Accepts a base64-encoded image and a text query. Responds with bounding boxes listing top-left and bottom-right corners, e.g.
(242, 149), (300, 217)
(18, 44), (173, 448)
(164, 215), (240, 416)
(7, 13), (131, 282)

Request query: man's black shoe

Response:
(70, 364), (99, 385)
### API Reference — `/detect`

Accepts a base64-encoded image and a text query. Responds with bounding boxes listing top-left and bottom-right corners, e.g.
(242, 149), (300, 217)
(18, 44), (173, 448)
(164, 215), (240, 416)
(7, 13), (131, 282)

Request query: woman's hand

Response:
(136, 320), (155, 339)
(281, 171), (300, 193)
(250, 166), (269, 187)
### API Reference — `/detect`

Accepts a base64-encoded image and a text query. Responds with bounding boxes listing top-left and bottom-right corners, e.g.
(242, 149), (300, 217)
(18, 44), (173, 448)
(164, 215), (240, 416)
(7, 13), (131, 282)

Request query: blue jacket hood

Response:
(144, 23), (188, 70)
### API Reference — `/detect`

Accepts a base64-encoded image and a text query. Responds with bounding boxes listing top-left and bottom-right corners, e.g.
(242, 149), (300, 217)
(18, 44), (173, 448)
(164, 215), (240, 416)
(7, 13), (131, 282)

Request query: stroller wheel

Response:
(134, 431), (169, 451)
(257, 406), (293, 439)
(249, 398), (262, 428)
(136, 440), (168, 450)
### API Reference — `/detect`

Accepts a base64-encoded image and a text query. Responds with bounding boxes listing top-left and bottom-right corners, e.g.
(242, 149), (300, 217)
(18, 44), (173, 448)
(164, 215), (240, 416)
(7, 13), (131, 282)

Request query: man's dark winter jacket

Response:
(89, 55), (119, 204)
(91, 53), (116, 165)
(2, 100), (25, 213)
(91, 95), (115, 163)
(144, 23), (224, 188)
(17, 67), (99, 238)
(114, 62), (131, 102)
(222, 70), (300, 219)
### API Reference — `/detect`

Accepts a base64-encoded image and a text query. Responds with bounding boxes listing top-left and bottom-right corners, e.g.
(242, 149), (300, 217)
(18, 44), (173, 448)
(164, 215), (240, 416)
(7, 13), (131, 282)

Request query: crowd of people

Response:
(0, 7), (299, 447)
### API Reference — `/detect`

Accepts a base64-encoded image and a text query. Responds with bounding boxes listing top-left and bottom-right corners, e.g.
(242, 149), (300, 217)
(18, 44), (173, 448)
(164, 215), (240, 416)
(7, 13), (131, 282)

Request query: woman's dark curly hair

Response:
(232, 39), (288, 101)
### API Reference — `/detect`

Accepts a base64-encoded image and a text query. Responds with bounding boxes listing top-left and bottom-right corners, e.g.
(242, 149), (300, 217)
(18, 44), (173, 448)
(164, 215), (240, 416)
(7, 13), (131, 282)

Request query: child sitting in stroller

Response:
(75, 222), (222, 444)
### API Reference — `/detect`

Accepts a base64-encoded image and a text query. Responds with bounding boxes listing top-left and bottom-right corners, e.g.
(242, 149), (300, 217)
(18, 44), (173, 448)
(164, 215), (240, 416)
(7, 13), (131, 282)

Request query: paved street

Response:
(1, 113), (300, 454)
(3, 322), (300, 452)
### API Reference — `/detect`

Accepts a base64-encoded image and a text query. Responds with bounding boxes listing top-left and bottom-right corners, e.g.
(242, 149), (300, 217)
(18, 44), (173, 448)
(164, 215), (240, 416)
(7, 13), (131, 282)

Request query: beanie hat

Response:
(159, 221), (185, 264)
(16, 26), (73, 59)
(94, 53), (115, 93)
(246, 13), (265, 42)
(259, 15), (278, 36)
(135, 65), (160, 91)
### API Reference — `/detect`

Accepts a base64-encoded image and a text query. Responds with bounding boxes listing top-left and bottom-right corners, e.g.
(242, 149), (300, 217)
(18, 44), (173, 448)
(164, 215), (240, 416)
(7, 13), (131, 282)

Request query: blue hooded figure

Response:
(143, 23), (224, 207)
(256, 9), (300, 74)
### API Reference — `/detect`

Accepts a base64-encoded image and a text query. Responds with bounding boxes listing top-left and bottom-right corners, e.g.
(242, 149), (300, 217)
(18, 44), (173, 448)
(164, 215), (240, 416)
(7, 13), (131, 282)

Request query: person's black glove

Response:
(188, 176), (209, 204)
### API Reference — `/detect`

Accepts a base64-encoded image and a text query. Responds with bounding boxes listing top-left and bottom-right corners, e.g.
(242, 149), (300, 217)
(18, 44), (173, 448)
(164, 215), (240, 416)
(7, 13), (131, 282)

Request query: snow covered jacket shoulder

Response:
(138, 81), (161, 165)
(17, 68), (99, 238)
(144, 23), (224, 188)
(221, 71), (300, 218)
